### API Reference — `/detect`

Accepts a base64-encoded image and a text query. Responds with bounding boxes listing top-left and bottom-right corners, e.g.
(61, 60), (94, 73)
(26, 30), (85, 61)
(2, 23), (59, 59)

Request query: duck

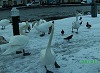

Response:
(86, 22), (91, 29)
(19, 21), (31, 35)
(72, 13), (81, 33)
(0, 19), (10, 30)
(1, 35), (29, 55)
(64, 35), (73, 41)
(61, 29), (64, 35)
(40, 21), (60, 73)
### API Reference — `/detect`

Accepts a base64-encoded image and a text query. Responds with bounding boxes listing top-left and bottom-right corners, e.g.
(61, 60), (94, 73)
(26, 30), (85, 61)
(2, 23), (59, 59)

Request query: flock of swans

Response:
(0, 12), (92, 73)
(0, 18), (59, 73)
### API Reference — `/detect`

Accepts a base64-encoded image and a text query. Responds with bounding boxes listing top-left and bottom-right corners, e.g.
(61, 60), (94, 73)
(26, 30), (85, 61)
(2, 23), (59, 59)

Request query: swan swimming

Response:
(2, 35), (29, 55)
(0, 19), (10, 30)
(40, 21), (60, 73)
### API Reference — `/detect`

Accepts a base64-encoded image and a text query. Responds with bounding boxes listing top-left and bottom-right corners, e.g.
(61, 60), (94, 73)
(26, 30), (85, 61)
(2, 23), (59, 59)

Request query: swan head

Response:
(25, 21), (31, 32)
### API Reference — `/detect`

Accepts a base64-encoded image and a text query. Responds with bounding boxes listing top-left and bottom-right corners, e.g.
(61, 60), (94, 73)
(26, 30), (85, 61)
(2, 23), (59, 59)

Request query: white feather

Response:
(34, 21), (53, 33)
(0, 19), (10, 27)
(40, 23), (56, 65)
(19, 21), (30, 35)
(2, 35), (29, 55)
(72, 13), (81, 32)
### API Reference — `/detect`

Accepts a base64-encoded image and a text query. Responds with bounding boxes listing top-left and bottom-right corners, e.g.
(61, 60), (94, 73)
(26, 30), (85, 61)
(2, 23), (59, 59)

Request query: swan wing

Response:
(0, 19), (10, 26)
(35, 22), (53, 33)
(1, 45), (24, 55)
(72, 21), (80, 29)
(9, 35), (29, 46)
(19, 22), (26, 28)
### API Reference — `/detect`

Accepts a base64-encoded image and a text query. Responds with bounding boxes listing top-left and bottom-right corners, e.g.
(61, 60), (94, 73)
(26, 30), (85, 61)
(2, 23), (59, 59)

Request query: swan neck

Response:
(46, 24), (54, 51)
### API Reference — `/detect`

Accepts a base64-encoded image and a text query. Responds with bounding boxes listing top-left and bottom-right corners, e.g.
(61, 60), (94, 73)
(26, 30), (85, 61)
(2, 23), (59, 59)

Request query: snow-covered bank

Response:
(0, 14), (100, 73)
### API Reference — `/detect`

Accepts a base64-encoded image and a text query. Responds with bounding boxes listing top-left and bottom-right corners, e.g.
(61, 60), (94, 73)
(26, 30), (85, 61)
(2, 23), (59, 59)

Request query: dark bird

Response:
(64, 35), (73, 41)
(23, 49), (31, 56)
(61, 29), (64, 35)
(86, 22), (91, 29)
(16, 51), (22, 54)
(79, 17), (82, 20)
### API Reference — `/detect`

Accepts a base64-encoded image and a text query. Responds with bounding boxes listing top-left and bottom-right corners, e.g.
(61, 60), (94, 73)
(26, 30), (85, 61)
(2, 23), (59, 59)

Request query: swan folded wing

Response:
(9, 35), (29, 46)
(35, 22), (53, 32)
(19, 22), (26, 27)
(2, 45), (23, 55)
(0, 19), (10, 26)
(72, 21), (80, 29)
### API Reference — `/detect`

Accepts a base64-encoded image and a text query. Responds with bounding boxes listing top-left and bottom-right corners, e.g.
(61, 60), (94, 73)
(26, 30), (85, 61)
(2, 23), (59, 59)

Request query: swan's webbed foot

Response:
(76, 32), (78, 34)
(54, 61), (60, 68)
(1, 28), (4, 30)
(72, 31), (73, 33)
(40, 33), (45, 37)
(46, 70), (53, 73)
(23, 53), (31, 56)
(16, 51), (22, 54)
(45, 66), (53, 73)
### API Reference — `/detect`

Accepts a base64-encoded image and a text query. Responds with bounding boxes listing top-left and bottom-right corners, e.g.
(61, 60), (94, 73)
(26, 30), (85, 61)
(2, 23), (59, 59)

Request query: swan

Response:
(40, 21), (60, 73)
(32, 19), (46, 28)
(33, 21), (53, 35)
(39, 19), (46, 25)
(0, 19), (10, 30)
(1, 35), (29, 55)
(19, 21), (31, 35)
(72, 13), (81, 33)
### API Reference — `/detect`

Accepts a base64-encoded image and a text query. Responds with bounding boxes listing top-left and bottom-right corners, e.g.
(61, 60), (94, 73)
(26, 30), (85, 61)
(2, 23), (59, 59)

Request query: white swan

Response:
(40, 21), (60, 73)
(32, 19), (46, 28)
(72, 13), (81, 33)
(19, 21), (31, 35)
(39, 19), (46, 24)
(2, 35), (29, 55)
(33, 21), (53, 34)
(0, 19), (10, 30)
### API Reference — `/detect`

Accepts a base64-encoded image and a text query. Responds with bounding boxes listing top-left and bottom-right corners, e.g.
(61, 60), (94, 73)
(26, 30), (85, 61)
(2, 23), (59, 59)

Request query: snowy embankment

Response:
(0, 14), (100, 73)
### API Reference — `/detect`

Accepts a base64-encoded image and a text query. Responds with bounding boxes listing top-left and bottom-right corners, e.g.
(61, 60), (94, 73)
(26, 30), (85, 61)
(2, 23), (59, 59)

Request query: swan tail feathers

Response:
(2, 46), (21, 55)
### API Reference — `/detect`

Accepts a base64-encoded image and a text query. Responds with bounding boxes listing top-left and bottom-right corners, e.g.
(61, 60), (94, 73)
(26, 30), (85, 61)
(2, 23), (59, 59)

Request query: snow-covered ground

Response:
(1, 14), (100, 73)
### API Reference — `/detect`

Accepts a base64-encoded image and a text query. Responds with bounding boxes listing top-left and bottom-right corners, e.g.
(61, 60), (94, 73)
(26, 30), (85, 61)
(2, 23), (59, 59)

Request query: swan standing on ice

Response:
(72, 13), (82, 33)
(0, 19), (10, 30)
(40, 21), (60, 73)
(33, 21), (53, 35)
(32, 19), (46, 28)
(19, 21), (31, 35)
(2, 35), (30, 56)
